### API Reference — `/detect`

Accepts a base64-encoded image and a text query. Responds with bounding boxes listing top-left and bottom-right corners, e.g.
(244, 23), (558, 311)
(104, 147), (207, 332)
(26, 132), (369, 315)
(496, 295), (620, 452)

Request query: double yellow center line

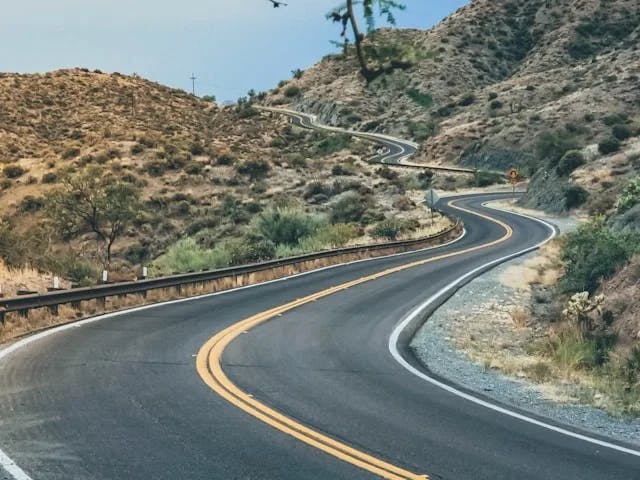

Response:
(196, 200), (513, 479)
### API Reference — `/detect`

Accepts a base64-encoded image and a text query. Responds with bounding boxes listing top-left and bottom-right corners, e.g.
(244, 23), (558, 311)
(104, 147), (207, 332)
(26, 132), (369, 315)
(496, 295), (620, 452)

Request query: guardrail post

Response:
(47, 282), (64, 316)
(16, 290), (37, 318)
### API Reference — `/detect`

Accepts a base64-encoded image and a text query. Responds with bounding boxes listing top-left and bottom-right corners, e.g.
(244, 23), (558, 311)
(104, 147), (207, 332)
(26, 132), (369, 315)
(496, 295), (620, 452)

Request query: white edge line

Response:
(388, 204), (640, 458)
(0, 224), (467, 480)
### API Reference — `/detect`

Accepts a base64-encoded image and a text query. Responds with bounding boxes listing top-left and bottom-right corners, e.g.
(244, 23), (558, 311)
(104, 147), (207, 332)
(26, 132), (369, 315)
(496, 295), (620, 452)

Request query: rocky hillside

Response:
(0, 69), (447, 292)
(267, 0), (639, 211)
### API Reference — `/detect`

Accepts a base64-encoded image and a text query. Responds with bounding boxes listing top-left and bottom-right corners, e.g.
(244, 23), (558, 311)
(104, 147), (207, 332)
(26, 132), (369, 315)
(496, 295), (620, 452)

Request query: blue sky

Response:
(0, 1), (468, 102)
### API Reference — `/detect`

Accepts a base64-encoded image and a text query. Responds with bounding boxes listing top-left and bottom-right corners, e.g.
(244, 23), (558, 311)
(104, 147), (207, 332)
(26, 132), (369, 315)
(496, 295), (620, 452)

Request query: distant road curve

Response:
(259, 106), (477, 174)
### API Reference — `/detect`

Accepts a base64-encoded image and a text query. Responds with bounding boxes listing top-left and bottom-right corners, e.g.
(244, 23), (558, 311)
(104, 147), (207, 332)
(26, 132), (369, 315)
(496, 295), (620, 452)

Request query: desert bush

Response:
(41, 172), (58, 184)
(371, 218), (407, 240)
(407, 121), (438, 142)
(256, 207), (323, 246)
(458, 94), (475, 107)
(216, 154), (236, 166)
(536, 129), (579, 164)
(598, 137), (621, 155)
(488, 92), (498, 100)
(616, 177), (640, 213)
(314, 133), (351, 156)
(612, 124), (632, 141)
(152, 238), (231, 275)
(560, 219), (637, 293)
(236, 159), (271, 181)
(130, 143), (145, 155)
(52, 253), (99, 286)
(331, 164), (354, 176)
(375, 166), (396, 181)
(557, 150), (585, 176)
(489, 99), (504, 110)
(19, 195), (45, 213)
(330, 192), (370, 224)
(144, 159), (168, 177)
(3, 164), (26, 178)
(470, 171), (505, 187)
(283, 85), (301, 98)
(190, 143), (205, 155)
(303, 223), (358, 248)
(61, 147), (81, 159)
(303, 181), (333, 202)
(227, 233), (276, 264)
(184, 161), (203, 175)
(564, 185), (588, 209)
(406, 89), (433, 108)
(417, 170), (434, 189)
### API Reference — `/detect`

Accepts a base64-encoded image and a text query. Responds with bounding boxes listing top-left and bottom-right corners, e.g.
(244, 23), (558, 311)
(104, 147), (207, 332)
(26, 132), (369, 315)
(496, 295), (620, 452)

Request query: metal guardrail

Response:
(0, 221), (461, 323)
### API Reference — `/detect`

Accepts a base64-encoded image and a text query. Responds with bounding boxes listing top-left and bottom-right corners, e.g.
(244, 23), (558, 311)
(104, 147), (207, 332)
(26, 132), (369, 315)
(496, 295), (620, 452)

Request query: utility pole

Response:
(190, 73), (197, 96)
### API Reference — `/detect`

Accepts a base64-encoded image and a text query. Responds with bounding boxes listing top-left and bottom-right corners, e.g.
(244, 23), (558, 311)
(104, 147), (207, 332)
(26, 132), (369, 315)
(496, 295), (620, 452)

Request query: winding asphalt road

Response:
(1, 193), (638, 479)
(260, 106), (476, 173)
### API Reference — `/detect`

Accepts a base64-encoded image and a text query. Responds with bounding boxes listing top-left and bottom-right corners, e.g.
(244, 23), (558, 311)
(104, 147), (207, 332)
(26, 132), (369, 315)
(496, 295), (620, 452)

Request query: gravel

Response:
(410, 213), (640, 447)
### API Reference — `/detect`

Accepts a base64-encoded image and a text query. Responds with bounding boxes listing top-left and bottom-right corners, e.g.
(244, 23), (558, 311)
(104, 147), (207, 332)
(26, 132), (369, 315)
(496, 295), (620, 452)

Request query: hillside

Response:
(267, 0), (639, 211)
(0, 69), (448, 293)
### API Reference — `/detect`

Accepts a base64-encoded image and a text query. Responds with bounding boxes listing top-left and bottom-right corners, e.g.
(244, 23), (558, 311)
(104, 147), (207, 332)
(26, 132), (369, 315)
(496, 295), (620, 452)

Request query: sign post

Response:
(507, 168), (519, 193)
(425, 189), (440, 225)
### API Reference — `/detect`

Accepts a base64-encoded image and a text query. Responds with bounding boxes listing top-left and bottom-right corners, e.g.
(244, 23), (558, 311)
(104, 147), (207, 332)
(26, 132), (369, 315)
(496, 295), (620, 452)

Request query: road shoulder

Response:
(410, 203), (640, 447)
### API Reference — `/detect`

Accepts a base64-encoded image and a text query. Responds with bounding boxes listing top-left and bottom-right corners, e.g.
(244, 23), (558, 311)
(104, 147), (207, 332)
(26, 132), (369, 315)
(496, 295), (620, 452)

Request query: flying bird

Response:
(267, 0), (288, 7)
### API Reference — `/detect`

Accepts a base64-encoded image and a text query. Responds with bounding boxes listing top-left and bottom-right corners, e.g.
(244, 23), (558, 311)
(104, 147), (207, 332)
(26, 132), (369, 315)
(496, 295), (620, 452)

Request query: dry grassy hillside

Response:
(267, 0), (639, 190)
(0, 69), (450, 293)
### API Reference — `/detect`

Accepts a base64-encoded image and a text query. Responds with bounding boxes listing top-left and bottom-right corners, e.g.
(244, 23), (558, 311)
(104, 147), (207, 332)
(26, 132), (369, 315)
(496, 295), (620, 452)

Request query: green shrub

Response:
(130, 143), (145, 155)
(408, 121), (438, 142)
(152, 238), (231, 275)
(236, 159), (271, 181)
(561, 219), (637, 293)
(190, 143), (205, 155)
(53, 253), (99, 286)
(283, 85), (301, 98)
(41, 172), (58, 184)
(216, 154), (236, 166)
(458, 94), (475, 107)
(372, 218), (406, 240)
(598, 137), (621, 155)
(489, 99), (504, 110)
(564, 185), (588, 209)
(61, 147), (81, 159)
(314, 133), (352, 156)
(331, 164), (353, 176)
(603, 114), (628, 127)
(304, 223), (358, 248)
(144, 159), (168, 177)
(557, 150), (586, 176)
(227, 233), (276, 264)
(3, 164), (26, 178)
(256, 207), (323, 246)
(19, 195), (45, 213)
(488, 92), (498, 100)
(612, 124), (632, 141)
(184, 161), (203, 175)
(536, 129), (579, 164)
(407, 89), (433, 108)
(330, 192), (370, 224)
(616, 177), (640, 213)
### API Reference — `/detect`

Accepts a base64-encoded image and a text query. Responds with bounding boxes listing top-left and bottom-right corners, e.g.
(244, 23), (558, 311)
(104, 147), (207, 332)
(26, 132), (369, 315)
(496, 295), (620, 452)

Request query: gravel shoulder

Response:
(410, 201), (640, 446)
